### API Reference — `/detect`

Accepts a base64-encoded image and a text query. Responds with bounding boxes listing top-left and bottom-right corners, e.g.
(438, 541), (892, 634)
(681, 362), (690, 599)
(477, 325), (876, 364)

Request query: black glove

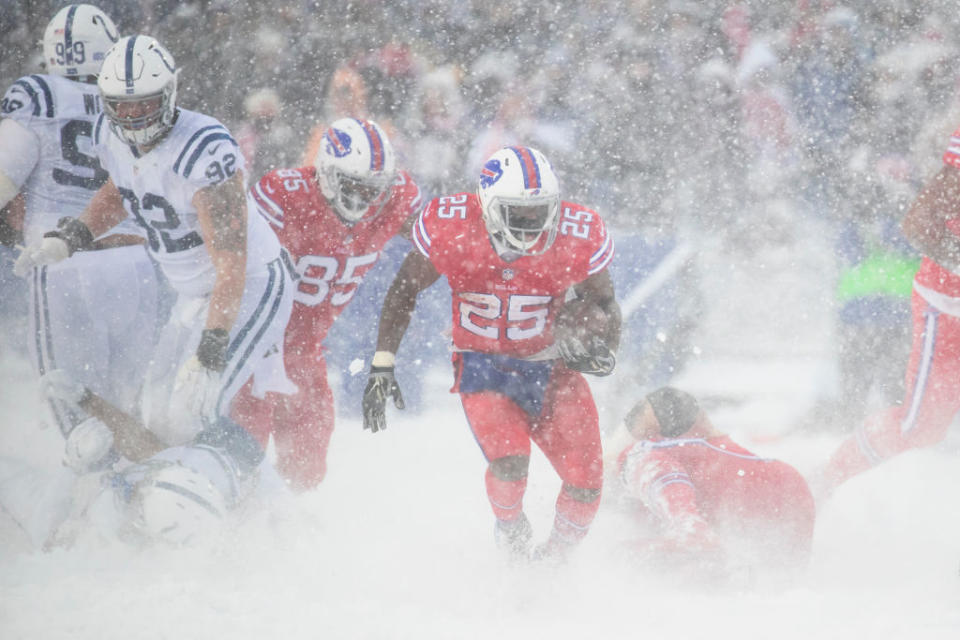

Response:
(557, 335), (616, 376)
(196, 328), (230, 372)
(45, 216), (94, 255)
(362, 365), (405, 433)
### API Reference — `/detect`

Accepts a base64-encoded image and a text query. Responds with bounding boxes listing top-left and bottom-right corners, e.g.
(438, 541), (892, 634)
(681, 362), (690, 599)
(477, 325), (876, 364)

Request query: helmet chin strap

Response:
(332, 186), (370, 223)
(108, 100), (176, 149)
(489, 230), (540, 262)
(113, 120), (166, 149)
(489, 237), (522, 262)
(335, 198), (363, 221)
(333, 181), (390, 225)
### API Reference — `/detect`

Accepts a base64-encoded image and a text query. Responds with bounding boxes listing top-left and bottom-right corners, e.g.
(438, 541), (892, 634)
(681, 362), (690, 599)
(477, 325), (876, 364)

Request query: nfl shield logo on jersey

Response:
(324, 127), (352, 158)
(502, 268), (515, 281)
(480, 159), (503, 189)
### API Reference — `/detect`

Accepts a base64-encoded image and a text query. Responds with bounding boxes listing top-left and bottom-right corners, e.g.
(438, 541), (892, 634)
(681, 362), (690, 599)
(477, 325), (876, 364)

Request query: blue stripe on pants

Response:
(216, 259), (288, 417)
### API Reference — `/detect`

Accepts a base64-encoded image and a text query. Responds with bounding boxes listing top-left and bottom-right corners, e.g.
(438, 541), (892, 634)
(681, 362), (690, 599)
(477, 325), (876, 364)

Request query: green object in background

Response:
(836, 251), (921, 302)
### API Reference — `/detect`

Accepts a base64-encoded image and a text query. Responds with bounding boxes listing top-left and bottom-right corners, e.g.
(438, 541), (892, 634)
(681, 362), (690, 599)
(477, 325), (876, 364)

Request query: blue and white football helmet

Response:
(42, 4), (119, 79)
(130, 460), (227, 547)
(477, 146), (561, 257)
(98, 35), (178, 147)
(315, 117), (397, 224)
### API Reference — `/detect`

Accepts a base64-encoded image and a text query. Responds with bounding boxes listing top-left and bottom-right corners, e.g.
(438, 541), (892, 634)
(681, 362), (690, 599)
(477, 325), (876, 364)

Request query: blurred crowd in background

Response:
(3, 0), (960, 429)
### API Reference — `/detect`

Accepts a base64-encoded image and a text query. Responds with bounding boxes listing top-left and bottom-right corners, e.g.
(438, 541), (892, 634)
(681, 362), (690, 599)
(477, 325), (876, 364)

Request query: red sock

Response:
(485, 467), (527, 521)
(552, 486), (600, 544)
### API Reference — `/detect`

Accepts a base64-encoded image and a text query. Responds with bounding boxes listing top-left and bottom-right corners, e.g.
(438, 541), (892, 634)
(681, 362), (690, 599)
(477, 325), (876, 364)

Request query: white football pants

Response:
(28, 245), (160, 436)
(142, 255), (294, 445)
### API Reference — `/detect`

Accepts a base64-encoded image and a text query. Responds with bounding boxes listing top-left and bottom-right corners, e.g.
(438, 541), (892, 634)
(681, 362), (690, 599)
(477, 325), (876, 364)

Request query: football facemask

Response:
(98, 35), (178, 147)
(478, 146), (560, 257)
(316, 117), (397, 224)
(326, 169), (391, 221)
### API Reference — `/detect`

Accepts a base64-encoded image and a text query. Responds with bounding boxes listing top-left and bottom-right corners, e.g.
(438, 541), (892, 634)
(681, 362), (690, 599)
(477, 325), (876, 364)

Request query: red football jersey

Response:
(412, 193), (614, 358)
(251, 166), (422, 355)
(618, 435), (814, 536)
(915, 126), (960, 297)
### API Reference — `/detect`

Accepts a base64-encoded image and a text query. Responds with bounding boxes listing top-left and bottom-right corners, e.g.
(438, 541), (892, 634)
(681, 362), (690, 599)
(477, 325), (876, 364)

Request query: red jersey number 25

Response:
(459, 292), (552, 340)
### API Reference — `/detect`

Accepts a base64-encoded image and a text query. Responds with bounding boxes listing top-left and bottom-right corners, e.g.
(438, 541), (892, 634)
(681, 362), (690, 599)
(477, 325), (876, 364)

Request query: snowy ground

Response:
(3, 233), (960, 639)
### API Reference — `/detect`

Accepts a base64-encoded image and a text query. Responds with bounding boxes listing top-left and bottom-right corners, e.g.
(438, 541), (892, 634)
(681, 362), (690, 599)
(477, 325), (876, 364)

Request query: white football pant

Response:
(142, 255), (294, 445)
(28, 245), (160, 436)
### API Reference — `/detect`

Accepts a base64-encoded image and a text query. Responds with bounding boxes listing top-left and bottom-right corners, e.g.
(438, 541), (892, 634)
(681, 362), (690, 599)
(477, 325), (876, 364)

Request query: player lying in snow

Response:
(615, 387), (815, 580)
(38, 369), (279, 548)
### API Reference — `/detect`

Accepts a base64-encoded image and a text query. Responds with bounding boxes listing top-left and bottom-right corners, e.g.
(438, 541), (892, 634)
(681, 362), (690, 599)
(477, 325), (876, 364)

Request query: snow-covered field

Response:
(2, 235), (960, 639)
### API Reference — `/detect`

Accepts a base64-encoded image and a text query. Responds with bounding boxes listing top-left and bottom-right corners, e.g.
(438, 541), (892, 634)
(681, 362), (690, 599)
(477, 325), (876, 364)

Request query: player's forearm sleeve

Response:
(0, 118), (40, 208)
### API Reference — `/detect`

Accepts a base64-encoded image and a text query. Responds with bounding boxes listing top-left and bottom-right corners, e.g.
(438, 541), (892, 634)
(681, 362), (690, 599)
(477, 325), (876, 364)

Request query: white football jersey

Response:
(94, 107), (281, 296)
(0, 74), (142, 245)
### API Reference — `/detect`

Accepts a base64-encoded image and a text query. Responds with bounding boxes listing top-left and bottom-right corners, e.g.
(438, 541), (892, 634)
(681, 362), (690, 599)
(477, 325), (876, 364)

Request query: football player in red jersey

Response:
(362, 146), (621, 562)
(232, 117), (423, 491)
(816, 125), (960, 499)
(616, 387), (815, 579)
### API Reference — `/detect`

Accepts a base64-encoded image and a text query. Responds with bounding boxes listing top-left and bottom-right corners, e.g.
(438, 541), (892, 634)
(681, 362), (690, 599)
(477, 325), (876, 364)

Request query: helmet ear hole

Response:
(314, 117), (396, 224)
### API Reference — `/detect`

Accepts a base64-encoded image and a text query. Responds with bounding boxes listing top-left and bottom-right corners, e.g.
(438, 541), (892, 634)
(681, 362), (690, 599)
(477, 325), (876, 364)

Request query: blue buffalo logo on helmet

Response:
(479, 159), (504, 189)
(323, 127), (352, 158)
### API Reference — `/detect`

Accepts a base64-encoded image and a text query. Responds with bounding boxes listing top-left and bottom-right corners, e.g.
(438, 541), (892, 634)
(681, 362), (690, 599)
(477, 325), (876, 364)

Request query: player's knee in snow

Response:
(563, 483), (601, 503)
(489, 455), (529, 482)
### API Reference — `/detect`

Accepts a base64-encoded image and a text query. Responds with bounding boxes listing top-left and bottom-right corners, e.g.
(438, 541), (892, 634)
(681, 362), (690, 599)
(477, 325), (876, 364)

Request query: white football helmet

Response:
(477, 146), (561, 256)
(131, 461), (227, 547)
(315, 117), (397, 224)
(42, 4), (119, 79)
(98, 35), (178, 147)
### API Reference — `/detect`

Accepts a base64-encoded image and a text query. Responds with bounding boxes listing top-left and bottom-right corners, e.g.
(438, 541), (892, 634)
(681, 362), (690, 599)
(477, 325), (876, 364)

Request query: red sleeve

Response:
(393, 171), (424, 227)
(619, 442), (711, 543)
(411, 196), (444, 260)
(584, 209), (615, 276)
(557, 203), (615, 277)
(943, 125), (960, 169)
(250, 169), (288, 231)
